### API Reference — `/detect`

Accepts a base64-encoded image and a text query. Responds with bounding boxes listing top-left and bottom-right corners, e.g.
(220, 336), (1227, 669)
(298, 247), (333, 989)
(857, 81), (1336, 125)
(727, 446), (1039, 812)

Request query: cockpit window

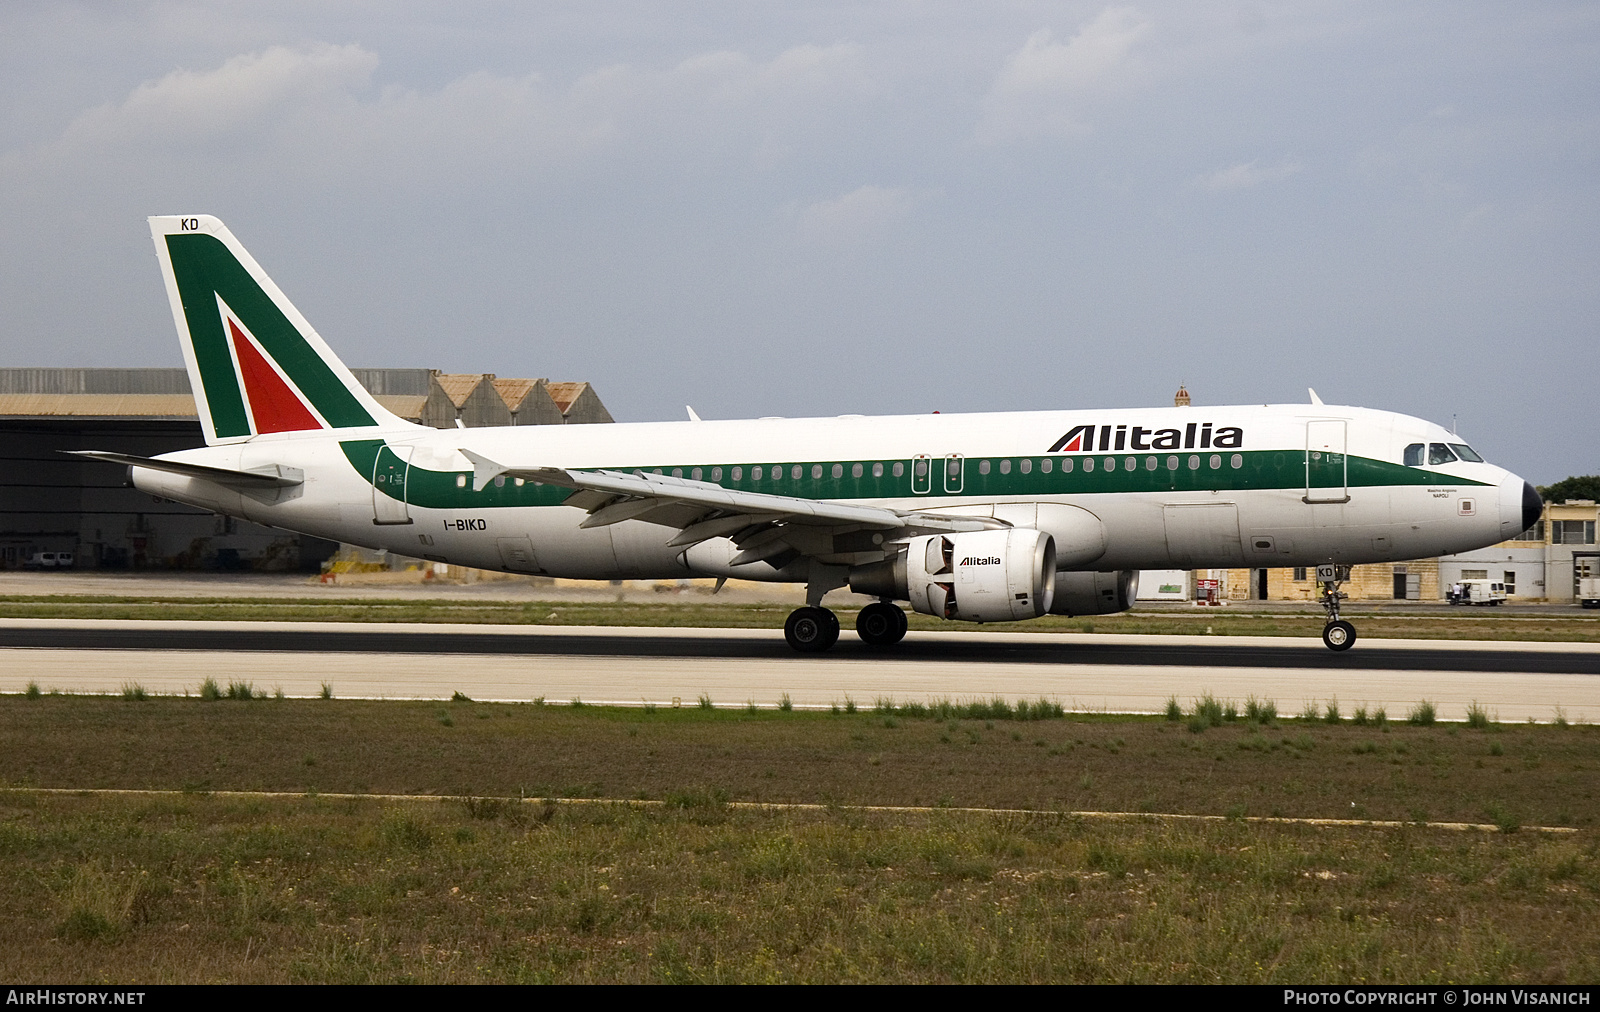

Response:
(1428, 443), (1458, 465)
(1403, 443), (1424, 466)
(1449, 443), (1484, 463)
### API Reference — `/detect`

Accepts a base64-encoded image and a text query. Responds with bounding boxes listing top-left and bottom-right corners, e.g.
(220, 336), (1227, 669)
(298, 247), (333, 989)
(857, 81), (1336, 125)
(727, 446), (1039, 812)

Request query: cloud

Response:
(55, 43), (378, 148)
(978, 7), (1150, 143)
(1191, 158), (1304, 192)
(4, 40), (872, 191)
(794, 184), (928, 242)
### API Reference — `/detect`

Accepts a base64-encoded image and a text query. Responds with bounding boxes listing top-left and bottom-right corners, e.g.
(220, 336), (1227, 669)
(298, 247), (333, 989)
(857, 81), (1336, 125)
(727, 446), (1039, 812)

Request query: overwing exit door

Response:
(1304, 420), (1349, 504)
(372, 444), (414, 524)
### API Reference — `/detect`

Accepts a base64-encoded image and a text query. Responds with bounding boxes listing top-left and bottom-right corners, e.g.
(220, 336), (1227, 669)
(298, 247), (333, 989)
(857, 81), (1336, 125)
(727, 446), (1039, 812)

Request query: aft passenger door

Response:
(371, 444), (414, 525)
(1304, 420), (1349, 504)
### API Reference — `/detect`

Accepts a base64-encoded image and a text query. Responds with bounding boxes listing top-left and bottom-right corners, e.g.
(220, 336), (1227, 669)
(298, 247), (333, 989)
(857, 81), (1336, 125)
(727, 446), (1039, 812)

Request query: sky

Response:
(1, 1), (1595, 484)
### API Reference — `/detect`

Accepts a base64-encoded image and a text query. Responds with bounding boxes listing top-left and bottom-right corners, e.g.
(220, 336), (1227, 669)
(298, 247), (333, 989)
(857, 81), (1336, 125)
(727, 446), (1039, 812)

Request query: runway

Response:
(3, 619), (1598, 722)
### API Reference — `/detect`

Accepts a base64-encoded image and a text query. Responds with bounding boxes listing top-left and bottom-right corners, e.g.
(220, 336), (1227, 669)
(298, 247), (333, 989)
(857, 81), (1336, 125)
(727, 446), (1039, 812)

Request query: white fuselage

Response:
(131, 402), (1526, 583)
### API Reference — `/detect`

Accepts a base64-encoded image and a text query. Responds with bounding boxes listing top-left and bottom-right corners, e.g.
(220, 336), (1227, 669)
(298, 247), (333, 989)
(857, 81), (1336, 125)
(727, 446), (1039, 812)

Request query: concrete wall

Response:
(0, 368), (191, 395)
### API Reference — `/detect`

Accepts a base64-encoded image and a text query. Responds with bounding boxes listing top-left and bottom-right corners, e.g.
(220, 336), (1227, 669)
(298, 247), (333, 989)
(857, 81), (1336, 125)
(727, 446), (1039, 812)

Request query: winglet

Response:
(458, 448), (508, 492)
(1308, 387), (1324, 406)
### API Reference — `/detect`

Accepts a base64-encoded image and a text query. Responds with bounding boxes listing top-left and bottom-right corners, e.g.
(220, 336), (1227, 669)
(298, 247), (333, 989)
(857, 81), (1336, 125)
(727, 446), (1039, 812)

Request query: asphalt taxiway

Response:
(2, 619), (1596, 722)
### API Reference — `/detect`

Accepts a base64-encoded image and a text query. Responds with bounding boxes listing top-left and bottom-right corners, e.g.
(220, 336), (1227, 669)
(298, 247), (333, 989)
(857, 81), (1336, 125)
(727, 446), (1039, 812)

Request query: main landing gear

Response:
(856, 601), (908, 647)
(783, 606), (839, 652)
(782, 601), (907, 652)
(1317, 564), (1357, 652)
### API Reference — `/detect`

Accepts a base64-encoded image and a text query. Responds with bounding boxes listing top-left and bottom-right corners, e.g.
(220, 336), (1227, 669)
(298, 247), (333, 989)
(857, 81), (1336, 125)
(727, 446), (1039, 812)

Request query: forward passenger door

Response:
(1304, 420), (1349, 504)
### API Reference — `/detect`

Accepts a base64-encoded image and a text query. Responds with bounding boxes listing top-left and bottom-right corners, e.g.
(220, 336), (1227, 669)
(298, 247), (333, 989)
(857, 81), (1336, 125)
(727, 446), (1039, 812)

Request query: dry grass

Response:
(2, 696), (1595, 829)
(1, 698), (1597, 982)
(0, 793), (1595, 983)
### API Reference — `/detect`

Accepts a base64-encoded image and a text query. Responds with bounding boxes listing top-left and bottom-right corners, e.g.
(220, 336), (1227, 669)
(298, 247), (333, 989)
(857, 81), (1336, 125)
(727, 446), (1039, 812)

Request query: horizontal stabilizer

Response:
(64, 450), (303, 488)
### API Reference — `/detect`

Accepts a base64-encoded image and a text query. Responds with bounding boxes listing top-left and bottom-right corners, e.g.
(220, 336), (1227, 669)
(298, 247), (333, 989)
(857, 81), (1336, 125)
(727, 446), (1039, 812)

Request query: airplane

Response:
(70, 215), (1543, 653)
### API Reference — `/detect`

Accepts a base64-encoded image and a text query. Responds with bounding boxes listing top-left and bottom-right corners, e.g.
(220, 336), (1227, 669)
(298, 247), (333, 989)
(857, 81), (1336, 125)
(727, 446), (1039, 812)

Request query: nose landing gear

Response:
(1317, 564), (1357, 652)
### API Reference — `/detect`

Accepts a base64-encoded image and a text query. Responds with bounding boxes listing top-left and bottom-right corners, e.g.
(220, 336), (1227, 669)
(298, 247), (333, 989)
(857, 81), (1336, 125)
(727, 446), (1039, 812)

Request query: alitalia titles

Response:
(1049, 422), (1243, 454)
(960, 556), (1002, 566)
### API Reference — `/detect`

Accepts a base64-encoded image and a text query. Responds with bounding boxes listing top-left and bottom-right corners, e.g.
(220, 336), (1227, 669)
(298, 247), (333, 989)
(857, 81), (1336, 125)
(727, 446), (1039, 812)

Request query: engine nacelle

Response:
(1049, 570), (1139, 616)
(850, 528), (1056, 623)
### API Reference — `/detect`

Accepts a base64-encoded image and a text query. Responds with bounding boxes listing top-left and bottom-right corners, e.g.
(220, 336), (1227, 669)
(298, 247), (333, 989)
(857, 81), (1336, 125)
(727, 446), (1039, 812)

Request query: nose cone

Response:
(1498, 473), (1542, 540)
(1521, 480), (1543, 533)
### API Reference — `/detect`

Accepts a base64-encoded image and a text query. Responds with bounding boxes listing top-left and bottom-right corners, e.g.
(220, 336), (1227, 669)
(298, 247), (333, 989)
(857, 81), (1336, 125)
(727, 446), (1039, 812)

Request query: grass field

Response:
(1, 695), (1596, 982)
(4, 594), (1599, 641)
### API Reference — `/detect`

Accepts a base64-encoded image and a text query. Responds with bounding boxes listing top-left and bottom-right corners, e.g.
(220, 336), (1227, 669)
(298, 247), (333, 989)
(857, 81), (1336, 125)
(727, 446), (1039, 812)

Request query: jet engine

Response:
(849, 528), (1056, 622)
(1049, 570), (1139, 616)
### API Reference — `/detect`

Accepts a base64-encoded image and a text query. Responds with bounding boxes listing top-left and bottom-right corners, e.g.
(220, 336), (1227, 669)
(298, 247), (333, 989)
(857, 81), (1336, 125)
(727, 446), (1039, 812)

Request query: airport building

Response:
(0, 367), (612, 571)
(1144, 500), (1597, 605)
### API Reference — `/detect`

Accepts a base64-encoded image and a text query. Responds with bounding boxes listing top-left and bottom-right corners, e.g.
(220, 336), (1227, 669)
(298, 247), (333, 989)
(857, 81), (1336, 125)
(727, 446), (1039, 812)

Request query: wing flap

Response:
(456, 450), (1007, 552)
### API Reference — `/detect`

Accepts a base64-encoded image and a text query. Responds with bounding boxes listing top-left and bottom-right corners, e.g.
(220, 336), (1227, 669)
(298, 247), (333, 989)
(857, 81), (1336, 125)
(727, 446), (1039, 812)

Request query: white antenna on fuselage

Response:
(1308, 388), (1324, 406)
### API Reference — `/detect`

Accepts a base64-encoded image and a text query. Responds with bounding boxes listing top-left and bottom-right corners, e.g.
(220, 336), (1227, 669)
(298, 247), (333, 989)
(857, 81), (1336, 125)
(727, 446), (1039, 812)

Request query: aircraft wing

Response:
(459, 449), (1000, 559)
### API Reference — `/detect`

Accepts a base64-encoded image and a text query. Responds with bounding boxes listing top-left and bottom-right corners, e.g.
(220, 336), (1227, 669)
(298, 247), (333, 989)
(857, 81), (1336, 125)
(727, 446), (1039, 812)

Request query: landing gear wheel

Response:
(1322, 620), (1356, 652)
(856, 602), (907, 646)
(785, 606), (840, 652)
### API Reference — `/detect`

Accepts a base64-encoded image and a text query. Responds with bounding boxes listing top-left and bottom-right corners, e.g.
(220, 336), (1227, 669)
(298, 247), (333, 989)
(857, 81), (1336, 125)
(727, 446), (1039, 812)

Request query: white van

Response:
(1448, 579), (1506, 606)
(22, 551), (73, 570)
(1580, 576), (1600, 609)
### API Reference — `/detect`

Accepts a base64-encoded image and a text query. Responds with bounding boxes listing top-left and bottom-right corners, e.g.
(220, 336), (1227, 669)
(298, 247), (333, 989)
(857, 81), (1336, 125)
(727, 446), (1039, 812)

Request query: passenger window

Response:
(978, 460), (991, 475)
(999, 459), (1011, 474)
(1084, 458), (1094, 472)
(1449, 443), (1484, 463)
(1403, 443), (1425, 466)
(1019, 459), (1031, 474)
(1167, 456), (1179, 470)
(1103, 457), (1115, 472)
(1188, 455), (1199, 470)
(1145, 456), (1157, 471)
(1209, 454), (1221, 469)
(872, 462), (883, 477)
(750, 466), (760, 480)
(691, 467), (702, 480)
(793, 465), (804, 479)
(913, 459), (928, 477)
(1428, 443), (1458, 465)
(672, 468), (683, 478)
(731, 466), (741, 481)
(852, 463), (863, 478)
(893, 462), (904, 477)
(711, 467), (722, 481)
(831, 463), (843, 478)
(1230, 454), (1243, 469)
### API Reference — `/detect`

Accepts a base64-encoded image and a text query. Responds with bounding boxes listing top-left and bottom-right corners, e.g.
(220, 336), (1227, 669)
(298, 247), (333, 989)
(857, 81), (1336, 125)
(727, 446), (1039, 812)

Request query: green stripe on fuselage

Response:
(341, 441), (1488, 511)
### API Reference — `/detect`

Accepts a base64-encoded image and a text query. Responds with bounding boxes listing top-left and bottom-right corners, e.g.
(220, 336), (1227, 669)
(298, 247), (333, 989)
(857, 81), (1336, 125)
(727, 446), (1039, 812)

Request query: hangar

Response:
(0, 367), (612, 571)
